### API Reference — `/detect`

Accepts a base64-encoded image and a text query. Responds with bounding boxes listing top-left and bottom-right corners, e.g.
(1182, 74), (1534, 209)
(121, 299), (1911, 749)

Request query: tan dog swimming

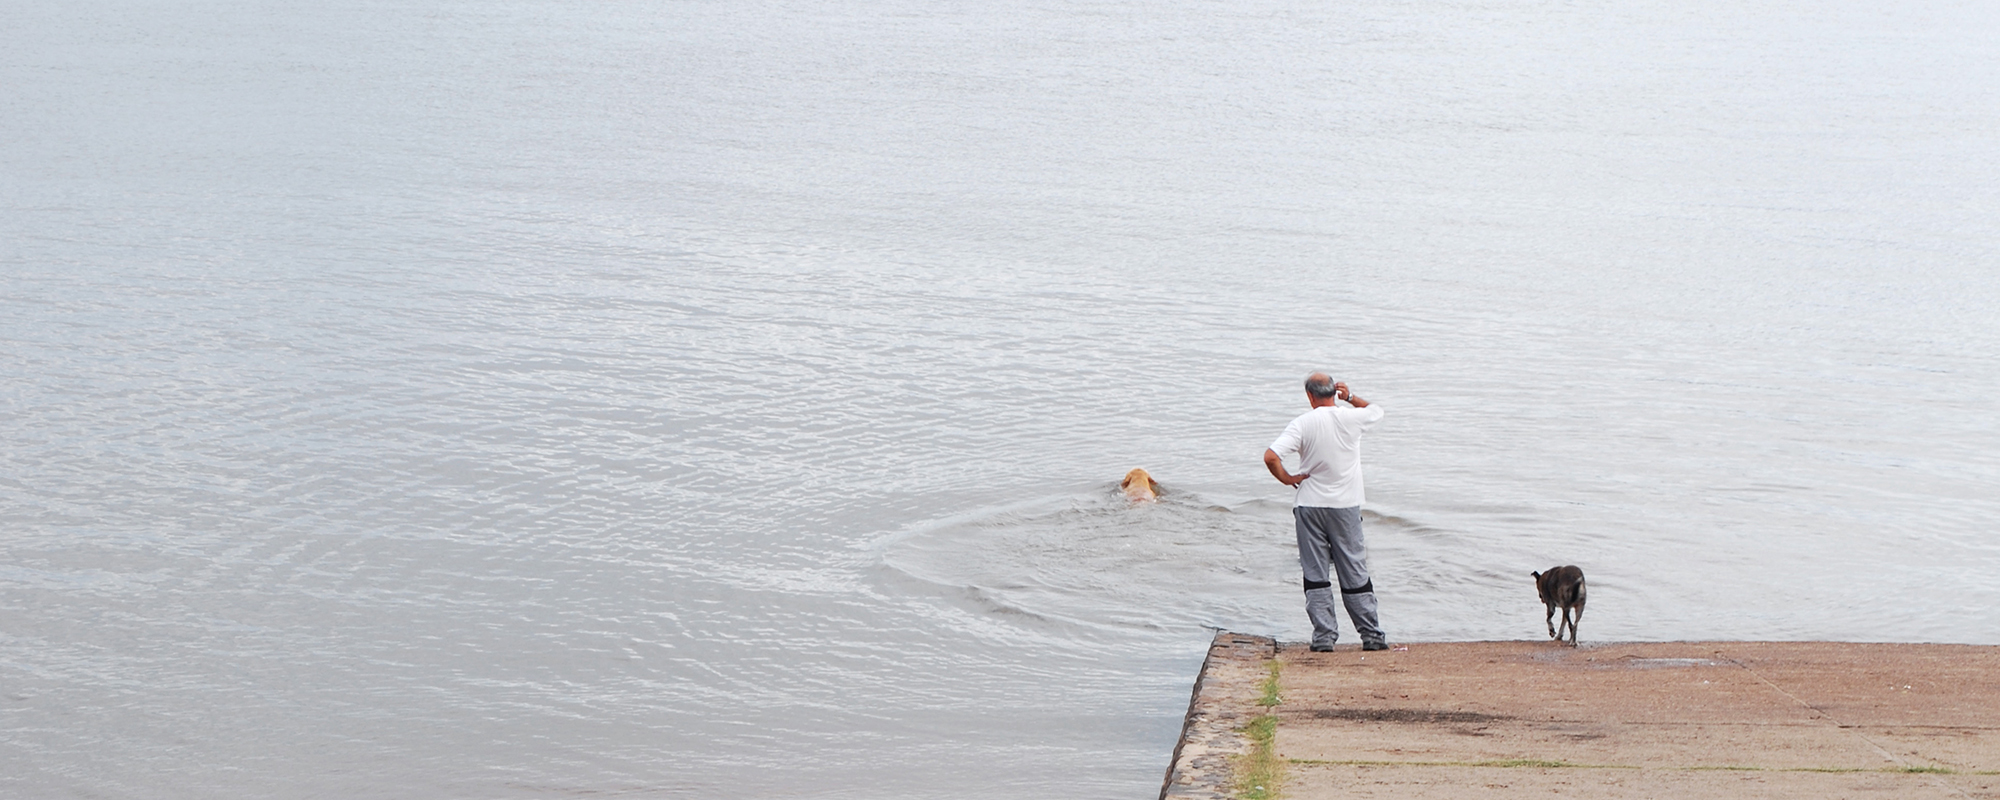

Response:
(1120, 468), (1161, 502)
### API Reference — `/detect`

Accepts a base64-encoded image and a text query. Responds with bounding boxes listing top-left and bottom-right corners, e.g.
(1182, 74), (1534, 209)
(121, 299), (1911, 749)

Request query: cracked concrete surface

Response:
(1162, 635), (2000, 799)
(1160, 632), (1278, 800)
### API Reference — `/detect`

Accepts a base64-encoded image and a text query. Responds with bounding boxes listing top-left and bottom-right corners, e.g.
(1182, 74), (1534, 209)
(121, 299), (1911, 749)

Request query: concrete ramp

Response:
(1163, 634), (2000, 799)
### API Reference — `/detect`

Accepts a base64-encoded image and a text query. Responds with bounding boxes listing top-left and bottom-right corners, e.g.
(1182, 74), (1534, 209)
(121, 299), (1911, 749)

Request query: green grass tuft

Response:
(1258, 661), (1283, 707)
(1238, 661), (1285, 799)
(1237, 715), (1282, 800)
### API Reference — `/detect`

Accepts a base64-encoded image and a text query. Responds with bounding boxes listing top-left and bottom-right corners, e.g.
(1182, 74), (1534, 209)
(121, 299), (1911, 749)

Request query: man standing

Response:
(1263, 373), (1387, 652)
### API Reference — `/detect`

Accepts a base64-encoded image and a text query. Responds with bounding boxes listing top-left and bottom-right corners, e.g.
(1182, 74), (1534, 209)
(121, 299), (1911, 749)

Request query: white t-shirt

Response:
(1268, 403), (1385, 508)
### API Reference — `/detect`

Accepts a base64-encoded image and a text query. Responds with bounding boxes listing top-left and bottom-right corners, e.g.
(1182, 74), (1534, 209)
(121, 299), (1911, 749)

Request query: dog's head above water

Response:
(1120, 468), (1161, 502)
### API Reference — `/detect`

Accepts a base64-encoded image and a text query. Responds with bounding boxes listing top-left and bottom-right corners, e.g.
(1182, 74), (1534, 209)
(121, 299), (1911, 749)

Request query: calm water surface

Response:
(4, 0), (1998, 797)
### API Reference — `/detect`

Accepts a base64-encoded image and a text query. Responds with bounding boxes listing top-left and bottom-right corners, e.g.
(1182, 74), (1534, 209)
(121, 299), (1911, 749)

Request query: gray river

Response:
(4, 0), (1998, 797)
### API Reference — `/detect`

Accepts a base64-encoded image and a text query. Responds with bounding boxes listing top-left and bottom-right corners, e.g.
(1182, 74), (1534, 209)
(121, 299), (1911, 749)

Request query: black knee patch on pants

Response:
(1341, 581), (1374, 595)
(1302, 579), (1332, 591)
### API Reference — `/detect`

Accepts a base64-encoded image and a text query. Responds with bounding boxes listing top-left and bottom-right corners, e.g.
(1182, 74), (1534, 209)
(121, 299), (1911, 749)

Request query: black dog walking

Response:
(1533, 566), (1587, 645)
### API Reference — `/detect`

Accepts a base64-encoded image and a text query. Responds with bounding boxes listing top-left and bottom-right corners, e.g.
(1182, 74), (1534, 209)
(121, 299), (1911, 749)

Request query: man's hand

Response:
(1263, 448), (1309, 487)
(1334, 382), (1370, 408)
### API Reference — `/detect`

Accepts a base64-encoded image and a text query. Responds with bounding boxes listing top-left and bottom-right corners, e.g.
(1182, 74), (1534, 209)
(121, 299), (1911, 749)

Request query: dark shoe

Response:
(1309, 643), (1336, 652)
(1362, 640), (1389, 651)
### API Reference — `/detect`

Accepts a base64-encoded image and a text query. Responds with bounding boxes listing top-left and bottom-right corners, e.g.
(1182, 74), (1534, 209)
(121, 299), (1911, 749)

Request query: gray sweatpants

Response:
(1294, 505), (1384, 647)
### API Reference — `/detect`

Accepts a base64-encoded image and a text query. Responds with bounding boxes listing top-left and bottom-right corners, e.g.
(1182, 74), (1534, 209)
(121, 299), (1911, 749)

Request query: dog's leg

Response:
(1546, 603), (1557, 640)
(1569, 604), (1582, 645)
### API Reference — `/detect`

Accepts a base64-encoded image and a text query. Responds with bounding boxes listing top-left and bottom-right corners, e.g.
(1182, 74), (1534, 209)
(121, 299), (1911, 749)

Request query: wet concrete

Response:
(1162, 633), (2000, 799)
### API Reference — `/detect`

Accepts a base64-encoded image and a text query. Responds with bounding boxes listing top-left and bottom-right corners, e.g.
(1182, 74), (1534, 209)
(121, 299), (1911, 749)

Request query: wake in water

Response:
(869, 481), (1691, 646)
(872, 482), (1309, 639)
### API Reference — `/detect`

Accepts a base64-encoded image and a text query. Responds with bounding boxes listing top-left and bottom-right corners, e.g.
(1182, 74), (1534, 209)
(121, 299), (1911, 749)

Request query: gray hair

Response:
(1304, 373), (1339, 399)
